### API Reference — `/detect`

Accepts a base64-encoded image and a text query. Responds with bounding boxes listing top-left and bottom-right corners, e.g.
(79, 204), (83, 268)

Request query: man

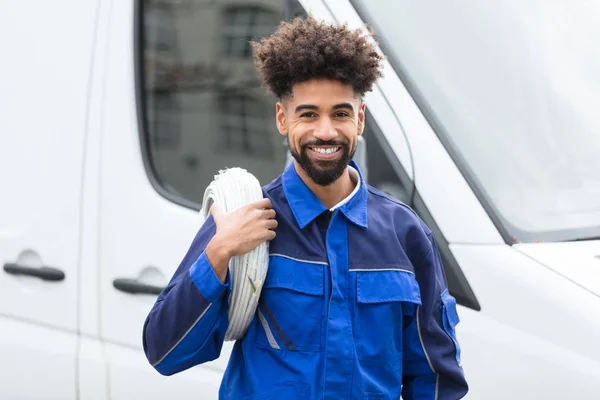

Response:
(143, 16), (468, 400)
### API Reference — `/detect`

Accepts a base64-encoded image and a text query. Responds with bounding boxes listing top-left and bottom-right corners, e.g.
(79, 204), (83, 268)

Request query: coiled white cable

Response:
(200, 168), (269, 341)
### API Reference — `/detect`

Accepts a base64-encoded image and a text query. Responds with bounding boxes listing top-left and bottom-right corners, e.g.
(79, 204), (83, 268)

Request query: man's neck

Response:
(293, 162), (356, 209)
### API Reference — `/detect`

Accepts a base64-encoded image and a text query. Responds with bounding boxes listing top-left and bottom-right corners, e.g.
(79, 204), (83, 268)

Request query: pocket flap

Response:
(441, 288), (462, 365)
(441, 289), (460, 327)
(357, 270), (421, 304)
(264, 255), (324, 296)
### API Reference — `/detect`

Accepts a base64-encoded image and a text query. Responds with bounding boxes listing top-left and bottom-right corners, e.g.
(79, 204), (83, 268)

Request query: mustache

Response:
(301, 139), (348, 148)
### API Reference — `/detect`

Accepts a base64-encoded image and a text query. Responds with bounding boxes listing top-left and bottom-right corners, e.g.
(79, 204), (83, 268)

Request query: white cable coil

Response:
(200, 168), (269, 341)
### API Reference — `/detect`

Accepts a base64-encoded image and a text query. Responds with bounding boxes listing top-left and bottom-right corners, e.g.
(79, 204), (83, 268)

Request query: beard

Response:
(289, 138), (356, 186)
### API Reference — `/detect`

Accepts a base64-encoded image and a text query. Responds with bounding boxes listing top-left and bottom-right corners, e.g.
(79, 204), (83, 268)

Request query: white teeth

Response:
(312, 147), (338, 154)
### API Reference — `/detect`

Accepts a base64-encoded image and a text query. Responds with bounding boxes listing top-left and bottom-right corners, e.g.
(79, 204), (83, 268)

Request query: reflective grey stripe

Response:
(434, 374), (440, 400)
(348, 268), (415, 274)
(269, 253), (328, 266)
(258, 309), (280, 350)
(152, 303), (212, 367)
(261, 303), (298, 351)
(416, 305), (435, 372)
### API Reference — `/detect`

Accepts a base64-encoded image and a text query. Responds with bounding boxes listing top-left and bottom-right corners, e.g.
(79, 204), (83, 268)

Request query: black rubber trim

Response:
(363, 113), (481, 311)
(415, 194), (481, 311)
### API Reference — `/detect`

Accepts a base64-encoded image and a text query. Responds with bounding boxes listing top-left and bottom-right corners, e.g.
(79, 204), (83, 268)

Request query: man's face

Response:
(276, 79), (366, 186)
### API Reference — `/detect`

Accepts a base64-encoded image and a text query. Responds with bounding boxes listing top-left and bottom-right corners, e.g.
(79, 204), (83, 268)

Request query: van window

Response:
(140, 0), (304, 204)
(221, 6), (280, 58)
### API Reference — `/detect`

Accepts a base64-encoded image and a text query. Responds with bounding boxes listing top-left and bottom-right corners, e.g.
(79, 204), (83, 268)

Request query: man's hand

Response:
(205, 198), (277, 283)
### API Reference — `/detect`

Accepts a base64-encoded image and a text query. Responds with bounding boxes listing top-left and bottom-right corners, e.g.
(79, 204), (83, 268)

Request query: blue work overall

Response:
(143, 161), (468, 399)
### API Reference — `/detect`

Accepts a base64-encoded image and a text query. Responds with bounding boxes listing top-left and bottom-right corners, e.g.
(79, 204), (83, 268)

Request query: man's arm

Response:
(143, 199), (277, 376)
(142, 215), (232, 376)
(402, 233), (468, 400)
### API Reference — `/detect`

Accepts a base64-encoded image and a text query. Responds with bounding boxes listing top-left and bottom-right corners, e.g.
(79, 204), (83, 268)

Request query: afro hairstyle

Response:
(250, 15), (384, 99)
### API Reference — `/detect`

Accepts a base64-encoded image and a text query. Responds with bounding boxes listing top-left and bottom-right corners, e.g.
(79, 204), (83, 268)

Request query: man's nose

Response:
(313, 117), (338, 142)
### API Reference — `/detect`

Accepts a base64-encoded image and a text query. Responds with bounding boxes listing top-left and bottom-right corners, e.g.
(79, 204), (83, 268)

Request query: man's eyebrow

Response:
(294, 103), (355, 113)
(295, 104), (319, 113)
(332, 103), (355, 112)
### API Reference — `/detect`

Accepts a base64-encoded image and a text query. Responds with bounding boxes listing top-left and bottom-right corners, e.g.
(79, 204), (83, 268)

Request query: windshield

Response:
(352, 0), (600, 242)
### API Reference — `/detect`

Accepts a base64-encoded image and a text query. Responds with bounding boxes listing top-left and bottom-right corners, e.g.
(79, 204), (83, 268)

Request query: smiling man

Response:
(143, 16), (468, 400)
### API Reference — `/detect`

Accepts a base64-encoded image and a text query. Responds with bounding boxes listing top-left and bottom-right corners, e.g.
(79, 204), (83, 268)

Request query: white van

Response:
(1, 0), (600, 399)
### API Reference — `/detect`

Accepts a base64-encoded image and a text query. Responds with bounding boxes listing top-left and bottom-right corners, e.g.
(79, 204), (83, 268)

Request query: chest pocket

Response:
(353, 268), (421, 361)
(257, 255), (325, 353)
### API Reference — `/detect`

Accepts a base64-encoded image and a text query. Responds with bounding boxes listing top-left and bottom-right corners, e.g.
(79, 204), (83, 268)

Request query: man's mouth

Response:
(308, 146), (342, 155)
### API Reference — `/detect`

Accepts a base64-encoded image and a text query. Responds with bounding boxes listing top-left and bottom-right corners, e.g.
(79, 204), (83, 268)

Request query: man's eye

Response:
(334, 112), (350, 118)
(300, 112), (317, 118)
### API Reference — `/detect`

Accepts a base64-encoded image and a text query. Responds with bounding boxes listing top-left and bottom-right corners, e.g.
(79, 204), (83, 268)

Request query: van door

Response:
(0, 1), (100, 399)
(97, 0), (307, 398)
(100, 1), (443, 398)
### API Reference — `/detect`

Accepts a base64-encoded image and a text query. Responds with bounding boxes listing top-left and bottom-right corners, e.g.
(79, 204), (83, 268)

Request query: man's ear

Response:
(357, 101), (367, 136)
(276, 102), (288, 136)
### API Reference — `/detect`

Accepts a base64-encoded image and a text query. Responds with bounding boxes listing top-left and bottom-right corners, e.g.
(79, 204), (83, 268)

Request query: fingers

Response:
(265, 217), (277, 241)
(265, 219), (278, 230)
(261, 209), (276, 220)
(252, 227), (276, 245)
(251, 198), (273, 210)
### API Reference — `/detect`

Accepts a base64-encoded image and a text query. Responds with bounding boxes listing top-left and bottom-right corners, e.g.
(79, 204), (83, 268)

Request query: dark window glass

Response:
(148, 93), (181, 149)
(222, 6), (281, 58)
(217, 93), (272, 157)
(141, 0), (300, 203)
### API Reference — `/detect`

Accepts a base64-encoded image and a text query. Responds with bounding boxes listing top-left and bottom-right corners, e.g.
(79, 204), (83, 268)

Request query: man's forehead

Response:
(284, 79), (360, 109)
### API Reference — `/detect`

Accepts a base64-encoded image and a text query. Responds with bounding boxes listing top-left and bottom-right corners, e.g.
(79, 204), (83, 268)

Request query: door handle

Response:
(113, 278), (165, 295)
(3, 263), (65, 282)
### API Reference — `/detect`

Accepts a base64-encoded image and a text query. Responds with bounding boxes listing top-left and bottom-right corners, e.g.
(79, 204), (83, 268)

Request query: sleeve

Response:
(401, 233), (468, 400)
(142, 215), (232, 376)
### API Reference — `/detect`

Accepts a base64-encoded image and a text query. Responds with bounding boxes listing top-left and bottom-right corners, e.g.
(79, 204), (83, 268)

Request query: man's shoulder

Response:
(261, 175), (286, 206)
(262, 174), (284, 195)
(366, 184), (432, 237)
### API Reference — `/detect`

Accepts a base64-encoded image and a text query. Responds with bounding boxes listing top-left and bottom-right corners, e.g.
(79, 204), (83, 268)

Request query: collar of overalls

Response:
(281, 159), (369, 230)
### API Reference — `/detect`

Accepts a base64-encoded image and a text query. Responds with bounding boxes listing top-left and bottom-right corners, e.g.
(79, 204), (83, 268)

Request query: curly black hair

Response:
(250, 15), (384, 99)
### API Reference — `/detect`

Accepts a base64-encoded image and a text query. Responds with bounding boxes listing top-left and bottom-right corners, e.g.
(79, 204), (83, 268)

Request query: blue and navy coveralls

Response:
(143, 161), (468, 399)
